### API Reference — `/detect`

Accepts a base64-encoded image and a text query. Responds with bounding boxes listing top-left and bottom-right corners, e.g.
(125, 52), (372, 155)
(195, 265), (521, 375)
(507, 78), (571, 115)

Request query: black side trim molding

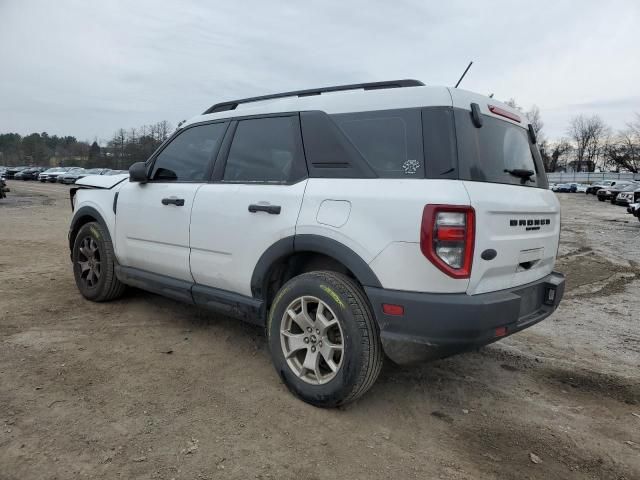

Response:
(192, 284), (264, 326)
(115, 266), (194, 304)
(294, 235), (382, 288)
(250, 234), (382, 299)
(114, 266), (265, 326)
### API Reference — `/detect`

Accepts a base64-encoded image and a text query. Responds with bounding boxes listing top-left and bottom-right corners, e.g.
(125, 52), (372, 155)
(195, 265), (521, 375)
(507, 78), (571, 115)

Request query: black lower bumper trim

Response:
(365, 272), (565, 364)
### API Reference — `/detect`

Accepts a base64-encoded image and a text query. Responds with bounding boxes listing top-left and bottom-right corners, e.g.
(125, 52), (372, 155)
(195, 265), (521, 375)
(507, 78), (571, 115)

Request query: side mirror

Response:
(129, 162), (148, 183)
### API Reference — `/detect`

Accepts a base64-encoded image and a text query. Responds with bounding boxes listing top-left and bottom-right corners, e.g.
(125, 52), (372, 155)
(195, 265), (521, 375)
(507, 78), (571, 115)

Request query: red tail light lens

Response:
(420, 205), (475, 279)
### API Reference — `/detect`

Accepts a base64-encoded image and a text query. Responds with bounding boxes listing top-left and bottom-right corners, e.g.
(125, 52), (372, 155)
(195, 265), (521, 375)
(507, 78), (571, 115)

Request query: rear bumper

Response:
(365, 271), (565, 364)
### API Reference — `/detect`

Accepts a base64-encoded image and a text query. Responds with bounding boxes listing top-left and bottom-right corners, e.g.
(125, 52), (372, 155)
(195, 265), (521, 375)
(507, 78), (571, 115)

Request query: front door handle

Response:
(248, 204), (281, 214)
(162, 197), (185, 206)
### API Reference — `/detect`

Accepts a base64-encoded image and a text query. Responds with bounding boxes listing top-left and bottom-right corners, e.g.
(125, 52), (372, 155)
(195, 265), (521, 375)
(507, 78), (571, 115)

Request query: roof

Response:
(181, 79), (524, 130)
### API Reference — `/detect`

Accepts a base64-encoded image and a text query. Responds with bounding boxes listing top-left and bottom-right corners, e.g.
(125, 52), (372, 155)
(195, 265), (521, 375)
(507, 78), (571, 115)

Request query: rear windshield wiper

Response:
(504, 168), (535, 180)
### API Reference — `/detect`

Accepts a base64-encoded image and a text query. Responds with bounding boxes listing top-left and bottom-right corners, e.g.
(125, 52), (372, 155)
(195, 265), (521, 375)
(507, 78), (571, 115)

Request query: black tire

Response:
(598, 197), (605, 202)
(267, 271), (383, 408)
(72, 221), (125, 302)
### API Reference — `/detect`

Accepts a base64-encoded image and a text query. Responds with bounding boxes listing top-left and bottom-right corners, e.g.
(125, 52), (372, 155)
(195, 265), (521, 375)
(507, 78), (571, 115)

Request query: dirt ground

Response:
(1, 180), (639, 480)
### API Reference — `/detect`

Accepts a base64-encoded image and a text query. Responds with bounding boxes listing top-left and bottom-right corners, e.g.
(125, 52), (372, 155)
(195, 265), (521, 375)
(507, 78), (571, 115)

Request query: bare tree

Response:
(542, 139), (572, 172)
(567, 114), (609, 172)
(504, 98), (520, 110)
(602, 115), (640, 172)
(526, 105), (544, 142)
(156, 121), (172, 142)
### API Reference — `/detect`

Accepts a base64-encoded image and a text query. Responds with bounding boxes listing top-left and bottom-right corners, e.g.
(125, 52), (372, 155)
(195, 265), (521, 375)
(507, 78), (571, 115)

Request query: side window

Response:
(151, 123), (227, 181)
(223, 116), (303, 183)
(331, 109), (423, 178)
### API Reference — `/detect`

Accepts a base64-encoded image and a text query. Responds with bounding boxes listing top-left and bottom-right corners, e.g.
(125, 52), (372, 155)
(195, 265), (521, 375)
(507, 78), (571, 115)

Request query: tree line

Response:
(0, 121), (173, 170)
(506, 99), (640, 173)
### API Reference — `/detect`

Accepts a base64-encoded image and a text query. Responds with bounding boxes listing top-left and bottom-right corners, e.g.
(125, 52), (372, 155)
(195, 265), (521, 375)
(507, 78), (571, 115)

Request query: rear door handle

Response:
(248, 204), (281, 214)
(162, 197), (185, 206)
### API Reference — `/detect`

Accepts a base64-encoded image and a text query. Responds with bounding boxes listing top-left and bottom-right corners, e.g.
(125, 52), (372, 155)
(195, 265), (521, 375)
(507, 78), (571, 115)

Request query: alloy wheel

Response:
(77, 236), (101, 288)
(280, 296), (344, 385)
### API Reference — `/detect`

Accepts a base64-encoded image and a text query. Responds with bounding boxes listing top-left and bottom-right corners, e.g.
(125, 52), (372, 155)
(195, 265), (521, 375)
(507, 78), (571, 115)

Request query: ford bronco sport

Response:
(68, 79), (565, 407)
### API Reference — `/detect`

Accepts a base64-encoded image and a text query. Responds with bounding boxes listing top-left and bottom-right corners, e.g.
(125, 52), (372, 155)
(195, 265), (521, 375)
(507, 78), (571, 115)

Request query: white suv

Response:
(68, 79), (565, 407)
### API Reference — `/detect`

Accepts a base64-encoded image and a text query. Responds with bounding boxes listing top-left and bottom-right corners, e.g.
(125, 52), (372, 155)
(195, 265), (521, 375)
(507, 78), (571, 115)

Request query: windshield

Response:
(455, 109), (547, 188)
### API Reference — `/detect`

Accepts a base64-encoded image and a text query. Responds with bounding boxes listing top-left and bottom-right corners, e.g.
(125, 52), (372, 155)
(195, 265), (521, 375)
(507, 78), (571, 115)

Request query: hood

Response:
(74, 173), (128, 189)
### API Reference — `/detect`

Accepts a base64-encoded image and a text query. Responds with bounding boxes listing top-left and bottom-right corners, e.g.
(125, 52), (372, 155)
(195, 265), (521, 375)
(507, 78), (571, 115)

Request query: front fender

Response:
(68, 203), (114, 255)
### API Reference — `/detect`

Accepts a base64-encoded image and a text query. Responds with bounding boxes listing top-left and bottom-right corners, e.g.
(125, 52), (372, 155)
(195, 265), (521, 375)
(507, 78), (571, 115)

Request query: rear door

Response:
(189, 114), (307, 297)
(115, 122), (228, 281)
(450, 90), (560, 295)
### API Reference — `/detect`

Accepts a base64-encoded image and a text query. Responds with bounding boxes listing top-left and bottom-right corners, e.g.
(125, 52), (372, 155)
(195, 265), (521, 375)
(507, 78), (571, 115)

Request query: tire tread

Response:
(304, 270), (383, 406)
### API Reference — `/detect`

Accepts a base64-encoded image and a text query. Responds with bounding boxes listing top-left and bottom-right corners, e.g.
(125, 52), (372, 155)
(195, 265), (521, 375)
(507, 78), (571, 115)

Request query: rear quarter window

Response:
(331, 109), (424, 178)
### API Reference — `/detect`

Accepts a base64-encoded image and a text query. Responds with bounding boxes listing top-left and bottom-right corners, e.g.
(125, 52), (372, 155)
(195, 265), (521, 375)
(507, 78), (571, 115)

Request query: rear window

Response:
(331, 109), (423, 178)
(455, 109), (547, 188)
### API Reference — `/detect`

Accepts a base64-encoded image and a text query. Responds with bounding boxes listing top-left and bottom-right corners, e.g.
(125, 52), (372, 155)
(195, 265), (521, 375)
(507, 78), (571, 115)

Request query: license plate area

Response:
(516, 283), (544, 319)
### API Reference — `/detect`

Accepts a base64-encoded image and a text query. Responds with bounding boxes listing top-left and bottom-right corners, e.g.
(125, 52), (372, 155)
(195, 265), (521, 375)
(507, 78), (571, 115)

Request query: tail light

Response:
(420, 205), (475, 279)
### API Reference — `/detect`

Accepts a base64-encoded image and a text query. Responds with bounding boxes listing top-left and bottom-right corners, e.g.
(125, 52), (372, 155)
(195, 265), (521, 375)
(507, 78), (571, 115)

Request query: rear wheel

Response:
(598, 197), (605, 202)
(72, 222), (125, 302)
(267, 271), (383, 407)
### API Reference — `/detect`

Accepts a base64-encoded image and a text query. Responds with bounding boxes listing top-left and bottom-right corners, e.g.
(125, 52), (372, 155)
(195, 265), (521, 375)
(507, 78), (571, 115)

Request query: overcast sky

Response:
(1, 0), (638, 143)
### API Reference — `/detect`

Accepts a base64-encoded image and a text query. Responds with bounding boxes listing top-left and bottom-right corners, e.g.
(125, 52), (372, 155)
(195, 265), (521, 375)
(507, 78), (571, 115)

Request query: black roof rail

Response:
(203, 79), (425, 114)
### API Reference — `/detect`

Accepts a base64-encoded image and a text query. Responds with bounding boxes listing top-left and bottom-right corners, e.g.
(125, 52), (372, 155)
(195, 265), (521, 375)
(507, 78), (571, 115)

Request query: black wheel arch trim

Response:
(250, 234), (382, 299)
(68, 206), (113, 255)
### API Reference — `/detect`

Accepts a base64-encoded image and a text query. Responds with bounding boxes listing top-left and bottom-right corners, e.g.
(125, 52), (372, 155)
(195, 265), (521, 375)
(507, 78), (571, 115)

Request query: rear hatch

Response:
(449, 89), (560, 295)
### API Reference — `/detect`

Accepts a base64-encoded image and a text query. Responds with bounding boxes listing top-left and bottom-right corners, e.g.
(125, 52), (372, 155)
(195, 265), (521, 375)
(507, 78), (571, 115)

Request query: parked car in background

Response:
(608, 182), (639, 204)
(4, 166), (28, 179)
(105, 169), (128, 175)
(39, 167), (70, 182)
(586, 180), (614, 195)
(574, 184), (587, 193)
(626, 202), (640, 221)
(58, 168), (88, 184)
(596, 181), (636, 202)
(614, 184), (640, 206)
(15, 167), (46, 180)
(84, 168), (111, 176)
(553, 183), (575, 193)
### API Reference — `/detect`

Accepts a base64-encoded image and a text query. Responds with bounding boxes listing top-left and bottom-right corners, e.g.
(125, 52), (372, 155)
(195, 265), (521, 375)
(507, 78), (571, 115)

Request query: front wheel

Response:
(598, 197), (605, 202)
(267, 271), (383, 408)
(72, 221), (125, 302)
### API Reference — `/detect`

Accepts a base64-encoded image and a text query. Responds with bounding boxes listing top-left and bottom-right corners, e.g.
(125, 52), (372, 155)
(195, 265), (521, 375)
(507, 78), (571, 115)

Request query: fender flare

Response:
(250, 234), (382, 299)
(68, 205), (113, 253)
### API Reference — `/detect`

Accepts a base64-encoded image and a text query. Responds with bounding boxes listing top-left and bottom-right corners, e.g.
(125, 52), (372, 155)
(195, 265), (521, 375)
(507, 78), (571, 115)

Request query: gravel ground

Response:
(1, 180), (639, 480)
